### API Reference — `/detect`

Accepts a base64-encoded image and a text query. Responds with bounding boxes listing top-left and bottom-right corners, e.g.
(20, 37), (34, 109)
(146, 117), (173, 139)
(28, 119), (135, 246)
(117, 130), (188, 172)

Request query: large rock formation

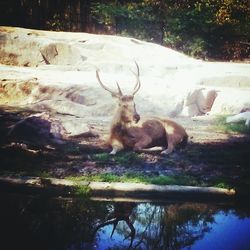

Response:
(1, 26), (250, 140)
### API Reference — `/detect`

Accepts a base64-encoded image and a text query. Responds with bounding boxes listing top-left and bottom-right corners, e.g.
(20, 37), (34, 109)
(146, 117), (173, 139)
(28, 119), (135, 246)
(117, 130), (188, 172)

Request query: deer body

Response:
(109, 117), (187, 155)
(96, 63), (188, 155)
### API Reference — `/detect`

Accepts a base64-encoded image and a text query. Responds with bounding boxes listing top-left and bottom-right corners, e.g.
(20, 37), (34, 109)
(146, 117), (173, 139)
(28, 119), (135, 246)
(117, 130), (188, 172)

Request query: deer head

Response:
(96, 62), (141, 124)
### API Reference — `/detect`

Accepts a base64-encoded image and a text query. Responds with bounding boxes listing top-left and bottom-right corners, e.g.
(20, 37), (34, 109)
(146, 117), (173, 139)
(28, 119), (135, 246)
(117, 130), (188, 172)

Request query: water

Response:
(1, 192), (250, 250)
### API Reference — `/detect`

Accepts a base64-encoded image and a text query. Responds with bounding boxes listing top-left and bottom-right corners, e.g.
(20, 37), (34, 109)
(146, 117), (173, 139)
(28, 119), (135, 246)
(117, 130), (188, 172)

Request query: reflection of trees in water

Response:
(161, 203), (216, 250)
(131, 203), (218, 250)
(93, 202), (219, 249)
(1, 193), (108, 250)
(232, 202), (250, 219)
(3, 192), (250, 250)
(93, 202), (136, 249)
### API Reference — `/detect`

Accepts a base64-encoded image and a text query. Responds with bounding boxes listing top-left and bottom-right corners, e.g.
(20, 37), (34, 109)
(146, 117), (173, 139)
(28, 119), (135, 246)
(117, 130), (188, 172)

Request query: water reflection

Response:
(1, 192), (250, 250)
(93, 202), (136, 249)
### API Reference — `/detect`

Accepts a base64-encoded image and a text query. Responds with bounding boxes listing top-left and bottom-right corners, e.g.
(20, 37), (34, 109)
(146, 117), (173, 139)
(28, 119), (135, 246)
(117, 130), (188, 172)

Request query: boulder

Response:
(7, 112), (92, 145)
(0, 26), (250, 132)
(7, 113), (61, 145)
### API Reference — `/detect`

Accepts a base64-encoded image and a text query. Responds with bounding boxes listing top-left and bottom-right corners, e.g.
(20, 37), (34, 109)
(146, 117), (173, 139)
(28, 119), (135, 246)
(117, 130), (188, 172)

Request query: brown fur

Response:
(96, 63), (188, 155)
(108, 107), (188, 155)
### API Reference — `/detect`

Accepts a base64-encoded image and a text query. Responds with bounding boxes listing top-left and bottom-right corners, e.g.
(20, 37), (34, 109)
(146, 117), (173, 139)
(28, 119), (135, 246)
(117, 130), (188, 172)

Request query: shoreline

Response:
(0, 175), (239, 202)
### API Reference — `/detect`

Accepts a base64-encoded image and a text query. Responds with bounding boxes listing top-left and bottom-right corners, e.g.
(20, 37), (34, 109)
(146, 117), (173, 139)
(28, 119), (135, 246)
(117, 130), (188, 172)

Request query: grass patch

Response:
(94, 173), (120, 182)
(150, 175), (199, 186)
(210, 177), (232, 189)
(0, 169), (52, 178)
(67, 172), (200, 186)
(214, 182), (230, 189)
(67, 172), (146, 183)
(121, 172), (150, 183)
(74, 185), (91, 198)
(214, 115), (250, 134)
(91, 152), (141, 165)
(91, 153), (110, 164)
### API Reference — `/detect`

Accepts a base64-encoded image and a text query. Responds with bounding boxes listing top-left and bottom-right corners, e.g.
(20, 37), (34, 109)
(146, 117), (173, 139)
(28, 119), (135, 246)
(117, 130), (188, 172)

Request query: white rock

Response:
(0, 26), (250, 128)
(226, 111), (250, 126)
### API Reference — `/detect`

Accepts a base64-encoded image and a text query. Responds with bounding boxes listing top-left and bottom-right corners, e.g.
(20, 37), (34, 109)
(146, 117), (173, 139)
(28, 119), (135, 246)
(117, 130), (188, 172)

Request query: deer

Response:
(96, 62), (188, 155)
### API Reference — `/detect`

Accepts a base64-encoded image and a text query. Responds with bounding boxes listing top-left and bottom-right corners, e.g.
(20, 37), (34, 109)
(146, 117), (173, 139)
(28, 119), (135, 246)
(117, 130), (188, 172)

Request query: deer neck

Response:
(111, 117), (125, 131)
(110, 110), (129, 134)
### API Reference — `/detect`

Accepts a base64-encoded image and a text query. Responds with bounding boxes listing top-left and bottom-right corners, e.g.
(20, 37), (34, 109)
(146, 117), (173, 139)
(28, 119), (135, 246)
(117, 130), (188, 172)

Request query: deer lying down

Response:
(96, 62), (188, 155)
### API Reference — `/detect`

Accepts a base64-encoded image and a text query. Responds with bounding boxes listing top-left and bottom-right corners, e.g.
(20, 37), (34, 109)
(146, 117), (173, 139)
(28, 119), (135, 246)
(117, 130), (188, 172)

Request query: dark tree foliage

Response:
(0, 0), (249, 60)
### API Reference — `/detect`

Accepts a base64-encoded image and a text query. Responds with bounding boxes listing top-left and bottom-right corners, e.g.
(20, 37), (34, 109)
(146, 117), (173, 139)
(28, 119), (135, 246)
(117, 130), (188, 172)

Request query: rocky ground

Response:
(1, 106), (249, 191)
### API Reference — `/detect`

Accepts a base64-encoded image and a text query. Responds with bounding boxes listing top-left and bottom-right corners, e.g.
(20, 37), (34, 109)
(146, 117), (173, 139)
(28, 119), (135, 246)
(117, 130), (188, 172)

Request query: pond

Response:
(1, 192), (250, 250)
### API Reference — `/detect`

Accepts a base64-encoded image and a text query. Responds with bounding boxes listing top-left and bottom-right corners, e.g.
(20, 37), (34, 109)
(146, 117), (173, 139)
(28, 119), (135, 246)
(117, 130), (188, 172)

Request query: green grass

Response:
(74, 185), (91, 197)
(68, 173), (236, 188)
(1, 169), (233, 190)
(67, 172), (146, 183)
(0, 169), (52, 178)
(67, 172), (200, 186)
(214, 115), (250, 134)
(91, 152), (142, 165)
(214, 182), (230, 189)
(210, 176), (232, 189)
(150, 175), (199, 186)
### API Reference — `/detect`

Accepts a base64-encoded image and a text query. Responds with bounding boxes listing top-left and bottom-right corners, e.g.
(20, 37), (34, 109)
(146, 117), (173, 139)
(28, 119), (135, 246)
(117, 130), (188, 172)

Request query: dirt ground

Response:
(0, 107), (250, 191)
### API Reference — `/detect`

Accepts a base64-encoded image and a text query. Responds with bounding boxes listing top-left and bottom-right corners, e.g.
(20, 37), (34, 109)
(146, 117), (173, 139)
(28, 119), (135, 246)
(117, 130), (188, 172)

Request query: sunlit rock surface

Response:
(0, 26), (250, 138)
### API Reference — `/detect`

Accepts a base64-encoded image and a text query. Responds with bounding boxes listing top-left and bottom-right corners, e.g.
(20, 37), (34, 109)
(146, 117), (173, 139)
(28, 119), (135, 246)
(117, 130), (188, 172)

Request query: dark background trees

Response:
(0, 0), (249, 60)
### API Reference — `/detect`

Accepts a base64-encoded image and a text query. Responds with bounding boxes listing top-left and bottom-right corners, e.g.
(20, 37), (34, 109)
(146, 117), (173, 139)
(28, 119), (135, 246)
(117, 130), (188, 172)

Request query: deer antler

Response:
(131, 61), (141, 96)
(116, 81), (123, 96)
(96, 62), (141, 97)
(96, 69), (123, 98)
